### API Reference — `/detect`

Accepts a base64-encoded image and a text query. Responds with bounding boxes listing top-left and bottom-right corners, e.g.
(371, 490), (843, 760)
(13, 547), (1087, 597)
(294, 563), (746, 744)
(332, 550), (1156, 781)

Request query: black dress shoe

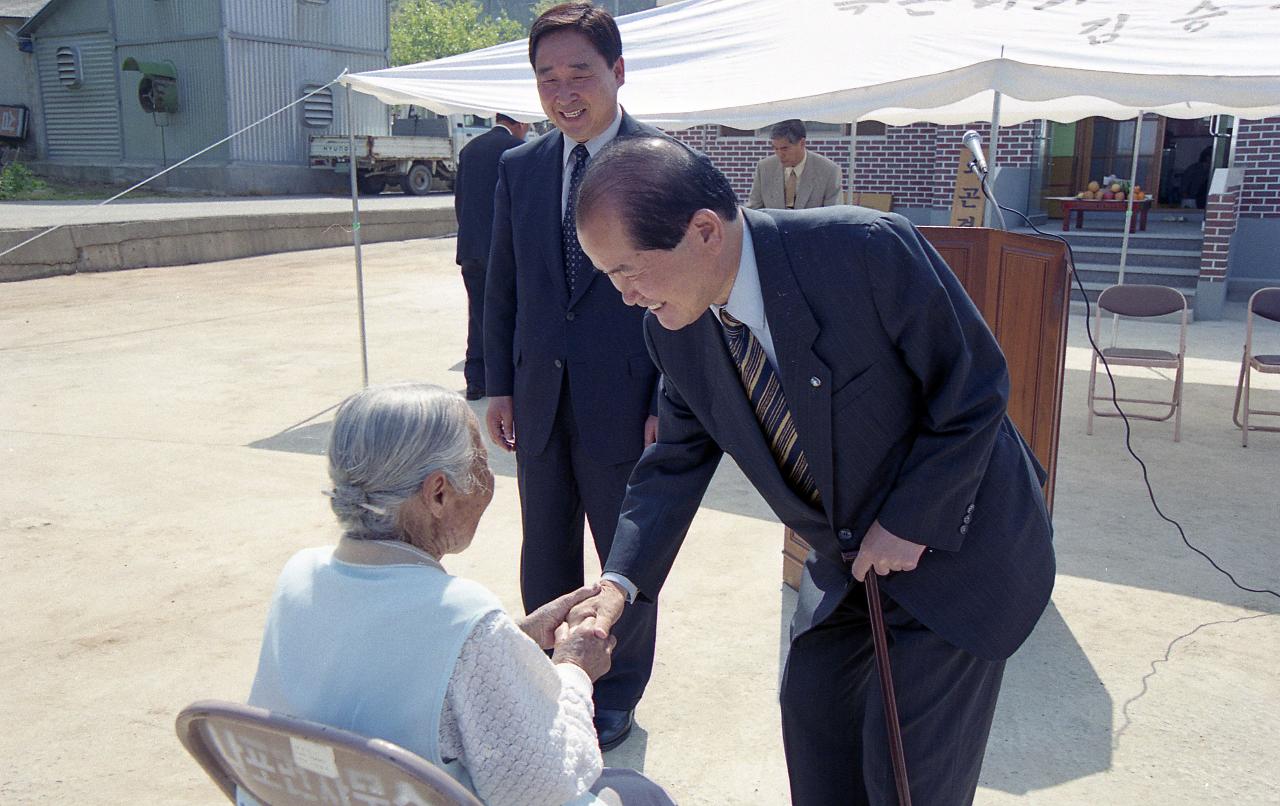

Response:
(464, 385), (485, 401)
(593, 708), (634, 751)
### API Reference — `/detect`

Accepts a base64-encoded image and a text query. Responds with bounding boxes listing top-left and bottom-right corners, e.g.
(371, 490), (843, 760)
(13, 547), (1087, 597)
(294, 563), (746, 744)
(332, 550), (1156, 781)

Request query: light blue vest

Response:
(245, 542), (607, 804)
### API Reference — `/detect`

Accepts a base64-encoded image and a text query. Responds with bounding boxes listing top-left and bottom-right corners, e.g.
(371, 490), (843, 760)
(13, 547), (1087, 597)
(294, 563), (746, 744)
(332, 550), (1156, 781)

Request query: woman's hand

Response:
(518, 584), (600, 650)
(552, 619), (617, 682)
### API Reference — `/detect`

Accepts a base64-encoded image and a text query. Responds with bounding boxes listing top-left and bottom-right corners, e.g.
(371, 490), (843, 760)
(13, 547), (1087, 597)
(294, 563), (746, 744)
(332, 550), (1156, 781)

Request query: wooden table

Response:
(1051, 197), (1152, 233)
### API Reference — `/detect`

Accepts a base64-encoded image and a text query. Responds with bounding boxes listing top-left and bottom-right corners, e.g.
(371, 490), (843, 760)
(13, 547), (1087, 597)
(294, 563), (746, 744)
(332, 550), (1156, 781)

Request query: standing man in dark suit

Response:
(570, 137), (1056, 805)
(454, 113), (529, 400)
(482, 2), (663, 750)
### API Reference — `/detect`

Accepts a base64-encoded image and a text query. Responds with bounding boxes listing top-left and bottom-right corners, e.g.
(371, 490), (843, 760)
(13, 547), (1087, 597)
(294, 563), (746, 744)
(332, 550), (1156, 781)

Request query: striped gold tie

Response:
(719, 310), (820, 504)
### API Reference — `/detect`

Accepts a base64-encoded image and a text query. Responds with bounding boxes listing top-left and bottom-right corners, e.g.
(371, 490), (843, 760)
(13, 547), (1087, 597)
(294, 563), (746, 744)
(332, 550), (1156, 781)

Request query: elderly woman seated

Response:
(245, 383), (674, 806)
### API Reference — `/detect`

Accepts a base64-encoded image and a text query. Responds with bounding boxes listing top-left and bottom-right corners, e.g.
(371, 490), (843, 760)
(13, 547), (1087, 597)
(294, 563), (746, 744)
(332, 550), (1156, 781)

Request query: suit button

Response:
(554, 359), (563, 368)
(810, 376), (822, 388)
(962, 514), (972, 525)
(967, 503), (976, 514)
(566, 312), (576, 321)
(959, 524), (969, 535)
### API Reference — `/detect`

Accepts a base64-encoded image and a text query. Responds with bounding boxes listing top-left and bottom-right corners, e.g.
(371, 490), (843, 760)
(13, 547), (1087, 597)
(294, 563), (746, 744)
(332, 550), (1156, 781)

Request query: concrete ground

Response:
(1, 237), (1277, 805)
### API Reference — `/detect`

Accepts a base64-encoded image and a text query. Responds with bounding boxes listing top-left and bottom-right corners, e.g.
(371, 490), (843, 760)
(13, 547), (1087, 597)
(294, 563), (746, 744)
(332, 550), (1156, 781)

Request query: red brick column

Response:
(1200, 172), (1244, 284)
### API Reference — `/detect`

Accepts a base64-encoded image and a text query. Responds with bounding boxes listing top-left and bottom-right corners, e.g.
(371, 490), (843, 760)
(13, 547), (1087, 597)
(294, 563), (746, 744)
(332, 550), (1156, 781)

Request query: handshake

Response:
(517, 581), (628, 681)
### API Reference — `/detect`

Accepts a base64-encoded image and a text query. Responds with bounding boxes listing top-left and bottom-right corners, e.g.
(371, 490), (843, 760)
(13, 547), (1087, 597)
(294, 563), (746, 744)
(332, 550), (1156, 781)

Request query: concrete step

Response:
(1067, 245), (1203, 270)
(1014, 227), (1203, 253)
(1071, 261), (1200, 289)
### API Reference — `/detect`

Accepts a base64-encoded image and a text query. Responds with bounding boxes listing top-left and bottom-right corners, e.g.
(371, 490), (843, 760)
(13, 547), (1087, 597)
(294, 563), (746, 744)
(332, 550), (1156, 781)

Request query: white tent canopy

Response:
(340, 0), (1280, 128)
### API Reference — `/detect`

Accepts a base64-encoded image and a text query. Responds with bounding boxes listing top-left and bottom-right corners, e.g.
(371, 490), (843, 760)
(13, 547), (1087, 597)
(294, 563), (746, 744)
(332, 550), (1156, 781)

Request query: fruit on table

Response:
(1110, 182), (1123, 193)
(1088, 180), (1101, 192)
(1115, 191), (1126, 201)
(1101, 191), (1115, 200)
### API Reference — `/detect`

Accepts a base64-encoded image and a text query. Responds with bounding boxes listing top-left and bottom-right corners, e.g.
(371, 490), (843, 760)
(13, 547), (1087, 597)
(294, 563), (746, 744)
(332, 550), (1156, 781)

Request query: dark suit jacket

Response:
(454, 125), (526, 265)
(606, 207), (1055, 662)
(484, 112), (661, 464)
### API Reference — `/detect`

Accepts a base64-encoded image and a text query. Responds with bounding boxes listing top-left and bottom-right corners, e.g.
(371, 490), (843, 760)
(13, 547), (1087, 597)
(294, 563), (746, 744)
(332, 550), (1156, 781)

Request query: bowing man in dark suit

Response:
(570, 137), (1056, 805)
(454, 113), (529, 400)
(482, 3), (663, 750)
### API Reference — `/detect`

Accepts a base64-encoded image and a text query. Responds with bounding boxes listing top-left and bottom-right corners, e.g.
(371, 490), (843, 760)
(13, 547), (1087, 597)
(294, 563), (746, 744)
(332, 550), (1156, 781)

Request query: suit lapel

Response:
(795, 160), (817, 209)
(767, 160), (784, 209)
(567, 112), (644, 309)
(533, 133), (569, 300)
(743, 209), (836, 523)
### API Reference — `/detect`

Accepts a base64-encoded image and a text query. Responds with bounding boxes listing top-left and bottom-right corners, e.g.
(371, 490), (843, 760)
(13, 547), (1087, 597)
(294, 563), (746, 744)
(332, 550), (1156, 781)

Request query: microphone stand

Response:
(970, 159), (1008, 231)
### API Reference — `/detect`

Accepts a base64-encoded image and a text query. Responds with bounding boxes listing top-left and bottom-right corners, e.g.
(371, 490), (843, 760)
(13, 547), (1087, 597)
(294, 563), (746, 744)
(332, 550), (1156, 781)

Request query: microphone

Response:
(962, 130), (988, 175)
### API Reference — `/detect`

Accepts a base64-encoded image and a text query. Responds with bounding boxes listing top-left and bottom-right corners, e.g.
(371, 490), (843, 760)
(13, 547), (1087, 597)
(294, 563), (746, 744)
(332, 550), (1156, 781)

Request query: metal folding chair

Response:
(1232, 287), (1280, 447)
(1087, 284), (1188, 442)
(176, 700), (482, 806)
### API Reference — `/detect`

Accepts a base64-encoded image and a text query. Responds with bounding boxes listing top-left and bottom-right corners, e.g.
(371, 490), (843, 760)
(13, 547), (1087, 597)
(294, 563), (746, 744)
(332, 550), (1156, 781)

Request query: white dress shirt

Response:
(711, 223), (778, 368)
(788, 150), (808, 184)
(560, 106), (624, 216)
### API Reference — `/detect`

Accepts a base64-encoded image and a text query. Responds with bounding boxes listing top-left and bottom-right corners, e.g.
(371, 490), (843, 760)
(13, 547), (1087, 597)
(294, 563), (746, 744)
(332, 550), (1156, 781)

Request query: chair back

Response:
(1250, 287), (1280, 324)
(176, 700), (483, 806)
(1096, 284), (1187, 318)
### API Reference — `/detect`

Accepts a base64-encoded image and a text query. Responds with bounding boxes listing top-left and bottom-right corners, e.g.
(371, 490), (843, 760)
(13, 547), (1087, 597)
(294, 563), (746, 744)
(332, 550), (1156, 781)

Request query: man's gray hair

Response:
(770, 119), (806, 143)
(325, 383), (479, 541)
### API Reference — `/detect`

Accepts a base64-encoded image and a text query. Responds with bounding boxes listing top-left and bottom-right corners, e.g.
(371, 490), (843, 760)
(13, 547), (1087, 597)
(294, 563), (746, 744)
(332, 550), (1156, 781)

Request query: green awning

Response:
(121, 57), (176, 79)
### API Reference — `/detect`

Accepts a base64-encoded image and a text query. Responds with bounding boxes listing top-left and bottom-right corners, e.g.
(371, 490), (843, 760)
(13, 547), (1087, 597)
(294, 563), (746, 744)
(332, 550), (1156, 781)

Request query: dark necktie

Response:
(719, 310), (820, 504)
(562, 143), (590, 297)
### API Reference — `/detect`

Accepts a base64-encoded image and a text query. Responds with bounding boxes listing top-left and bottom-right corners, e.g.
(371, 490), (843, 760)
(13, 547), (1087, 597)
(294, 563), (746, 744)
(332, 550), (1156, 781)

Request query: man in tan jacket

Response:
(746, 119), (842, 210)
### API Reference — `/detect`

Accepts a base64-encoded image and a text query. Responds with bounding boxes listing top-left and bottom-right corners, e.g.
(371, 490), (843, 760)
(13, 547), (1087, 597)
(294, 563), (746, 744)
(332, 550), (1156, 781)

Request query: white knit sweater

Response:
(439, 609), (603, 806)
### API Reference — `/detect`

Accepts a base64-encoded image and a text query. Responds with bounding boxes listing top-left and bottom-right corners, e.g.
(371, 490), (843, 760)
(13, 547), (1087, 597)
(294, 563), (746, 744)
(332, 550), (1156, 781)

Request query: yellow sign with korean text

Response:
(949, 150), (986, 227)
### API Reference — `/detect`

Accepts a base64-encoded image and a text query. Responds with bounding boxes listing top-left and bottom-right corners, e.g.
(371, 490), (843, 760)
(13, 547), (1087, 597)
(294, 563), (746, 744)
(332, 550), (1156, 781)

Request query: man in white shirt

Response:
(746, 119), (843, 210)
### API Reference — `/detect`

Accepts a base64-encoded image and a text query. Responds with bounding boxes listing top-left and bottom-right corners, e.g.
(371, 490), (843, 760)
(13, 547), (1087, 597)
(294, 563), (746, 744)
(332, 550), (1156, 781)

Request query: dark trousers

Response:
(515, 383), (657, 710)
(780, 581), (1005, 806)
(459, 259), (486, 390)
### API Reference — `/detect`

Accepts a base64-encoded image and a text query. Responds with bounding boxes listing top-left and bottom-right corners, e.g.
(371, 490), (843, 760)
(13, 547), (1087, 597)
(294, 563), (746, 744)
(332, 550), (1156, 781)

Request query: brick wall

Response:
(666, 121), (1041, 211)
(1234, 117), (1280, 219)
(1200, 174), (1244, 281)
(669, 117), (1275, 223)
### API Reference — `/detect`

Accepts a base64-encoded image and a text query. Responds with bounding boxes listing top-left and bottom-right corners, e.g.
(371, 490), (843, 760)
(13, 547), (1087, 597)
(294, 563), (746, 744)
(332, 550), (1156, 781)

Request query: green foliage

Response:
(530, 0), (562, 19)
(0, 161), (46, 200)
(390, 0), (526, 66)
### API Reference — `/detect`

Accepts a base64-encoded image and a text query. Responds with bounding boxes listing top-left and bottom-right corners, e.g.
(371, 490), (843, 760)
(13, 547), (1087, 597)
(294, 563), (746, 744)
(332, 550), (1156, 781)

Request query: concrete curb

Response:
(0, 206), (458, 282)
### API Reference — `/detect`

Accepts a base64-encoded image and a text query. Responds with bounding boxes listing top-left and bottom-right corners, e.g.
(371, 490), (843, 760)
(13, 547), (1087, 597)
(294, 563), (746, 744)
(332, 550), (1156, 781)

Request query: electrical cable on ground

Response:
(975, 166), (1278, 602)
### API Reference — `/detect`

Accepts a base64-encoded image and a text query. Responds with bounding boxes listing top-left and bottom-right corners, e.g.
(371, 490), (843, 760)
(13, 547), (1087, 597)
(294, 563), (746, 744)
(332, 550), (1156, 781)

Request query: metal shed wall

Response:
(117, 39), (228, 165)
(23, 0), (108, 35)
(34, 31), (121, 162)
(112, 0), (220, 42)
(225, 40), (386, 164)
(223, 0), (388, 53)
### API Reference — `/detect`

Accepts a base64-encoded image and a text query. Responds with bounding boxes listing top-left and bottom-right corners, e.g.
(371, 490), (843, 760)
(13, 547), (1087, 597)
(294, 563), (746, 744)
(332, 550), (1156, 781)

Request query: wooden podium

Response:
(783, 227), (1070, 589)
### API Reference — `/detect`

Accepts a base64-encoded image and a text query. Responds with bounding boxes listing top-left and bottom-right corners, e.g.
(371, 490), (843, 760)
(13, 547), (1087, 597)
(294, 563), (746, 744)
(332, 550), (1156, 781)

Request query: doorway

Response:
(1041, 115), (1164, 219)
(1159, 116), (1233, 209)
(1041, 115), (1234, 218)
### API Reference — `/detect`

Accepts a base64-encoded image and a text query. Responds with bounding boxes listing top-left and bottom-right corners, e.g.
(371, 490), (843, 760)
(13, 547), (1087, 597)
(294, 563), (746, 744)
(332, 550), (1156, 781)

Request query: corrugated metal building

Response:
(1, 1), (47, 160)
(18, 0), (389, 193)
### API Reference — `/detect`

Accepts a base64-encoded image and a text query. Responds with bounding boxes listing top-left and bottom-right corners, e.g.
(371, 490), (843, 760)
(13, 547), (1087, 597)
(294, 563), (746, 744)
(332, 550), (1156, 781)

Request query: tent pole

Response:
(347, 81), (370, 388)
(984, 90), (1002, 227)
(1112, 110), (1144, 346)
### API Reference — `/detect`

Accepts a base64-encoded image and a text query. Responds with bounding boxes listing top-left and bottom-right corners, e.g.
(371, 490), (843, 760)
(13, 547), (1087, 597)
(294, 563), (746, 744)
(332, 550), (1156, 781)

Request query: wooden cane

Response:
(865, 572), (912, 806)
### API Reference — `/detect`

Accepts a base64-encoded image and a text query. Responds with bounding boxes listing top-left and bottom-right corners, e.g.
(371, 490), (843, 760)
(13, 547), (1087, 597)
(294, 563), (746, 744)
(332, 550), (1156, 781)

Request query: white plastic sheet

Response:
(340, 0), (1280, 128)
